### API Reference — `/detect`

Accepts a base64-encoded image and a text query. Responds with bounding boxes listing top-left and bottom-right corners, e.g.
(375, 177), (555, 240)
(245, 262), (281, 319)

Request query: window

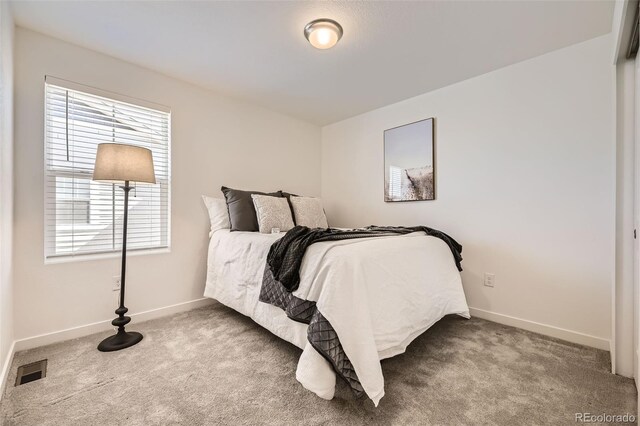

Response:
(388, 166), (402, 200)
(44, 77), (170, 260)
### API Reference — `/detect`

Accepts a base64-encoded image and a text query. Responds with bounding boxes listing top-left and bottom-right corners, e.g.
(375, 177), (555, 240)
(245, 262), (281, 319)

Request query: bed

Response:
(204, 228), (470, 406)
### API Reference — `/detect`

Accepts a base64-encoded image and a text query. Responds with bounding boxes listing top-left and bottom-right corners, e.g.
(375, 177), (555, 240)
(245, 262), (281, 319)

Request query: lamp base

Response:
(97, 331), (143, 352)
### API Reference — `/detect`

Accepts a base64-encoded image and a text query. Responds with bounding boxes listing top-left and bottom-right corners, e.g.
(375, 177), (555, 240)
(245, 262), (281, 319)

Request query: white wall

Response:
(321, 35), (615, 347)
(13, 28), (321, 341)
(0, 1), (14, 386)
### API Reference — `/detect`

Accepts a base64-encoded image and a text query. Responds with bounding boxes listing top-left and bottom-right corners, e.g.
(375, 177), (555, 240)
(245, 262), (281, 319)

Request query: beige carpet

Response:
(0, 302), (636, 425)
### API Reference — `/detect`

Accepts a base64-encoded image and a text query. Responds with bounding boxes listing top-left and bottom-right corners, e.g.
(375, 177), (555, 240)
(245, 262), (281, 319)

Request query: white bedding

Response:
(204, 229), (470, 406)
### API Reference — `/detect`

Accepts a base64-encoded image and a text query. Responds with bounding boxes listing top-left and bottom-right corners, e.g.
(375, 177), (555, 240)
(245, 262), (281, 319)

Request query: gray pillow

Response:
(221, 186), (282, 232)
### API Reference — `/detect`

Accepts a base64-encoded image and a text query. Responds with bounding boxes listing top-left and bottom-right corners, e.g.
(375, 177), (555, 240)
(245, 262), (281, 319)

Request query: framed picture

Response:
(384, 118), (435, 202)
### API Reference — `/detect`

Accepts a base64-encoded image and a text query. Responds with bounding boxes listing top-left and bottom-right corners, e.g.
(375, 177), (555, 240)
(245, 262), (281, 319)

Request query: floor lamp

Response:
(92, 143), (156, 352)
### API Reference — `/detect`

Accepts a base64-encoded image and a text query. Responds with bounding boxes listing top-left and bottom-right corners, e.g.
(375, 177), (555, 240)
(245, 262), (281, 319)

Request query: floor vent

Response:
(15, 359), (47, 386)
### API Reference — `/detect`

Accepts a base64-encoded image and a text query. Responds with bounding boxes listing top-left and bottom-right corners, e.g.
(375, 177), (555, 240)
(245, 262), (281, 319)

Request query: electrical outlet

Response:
(483, 273), (495, 288)
(112, 276), (121, 292)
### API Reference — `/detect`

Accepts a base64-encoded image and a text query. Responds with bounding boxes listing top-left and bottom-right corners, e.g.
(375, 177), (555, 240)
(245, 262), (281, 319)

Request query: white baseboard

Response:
(633, 351), (640, 390)
(0, 340), (16, 397)
(469, 307), (610, 351)
(13, 298), (214, 352)
(611, 340), (617, 375)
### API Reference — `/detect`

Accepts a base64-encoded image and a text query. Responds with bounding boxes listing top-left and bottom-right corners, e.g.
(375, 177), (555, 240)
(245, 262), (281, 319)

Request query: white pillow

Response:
(290, 196), (328, 229)
(202, 195), (230, 237)
(251, 194), (294, 234)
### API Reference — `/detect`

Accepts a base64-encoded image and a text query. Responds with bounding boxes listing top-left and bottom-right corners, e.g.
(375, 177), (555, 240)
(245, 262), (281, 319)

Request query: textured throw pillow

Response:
(251, 194), (295, 234)
(290, 196), (328, 229)
(280, 191), (298, 224)
(201, 195), (230, 237)
(221, 186), (282, 232)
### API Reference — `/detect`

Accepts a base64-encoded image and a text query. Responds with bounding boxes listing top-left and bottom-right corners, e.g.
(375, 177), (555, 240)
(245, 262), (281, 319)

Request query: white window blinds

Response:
(44, 78), (171, 259)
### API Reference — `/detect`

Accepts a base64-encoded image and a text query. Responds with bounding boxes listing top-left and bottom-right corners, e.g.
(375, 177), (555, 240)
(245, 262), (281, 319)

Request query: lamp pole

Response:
(98, 180), (143, 352)
(119, 181), (130, 312)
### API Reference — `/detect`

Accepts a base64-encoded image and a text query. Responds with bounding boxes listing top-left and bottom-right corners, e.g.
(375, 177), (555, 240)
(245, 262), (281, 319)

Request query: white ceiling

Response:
(11, 1), (614, 126)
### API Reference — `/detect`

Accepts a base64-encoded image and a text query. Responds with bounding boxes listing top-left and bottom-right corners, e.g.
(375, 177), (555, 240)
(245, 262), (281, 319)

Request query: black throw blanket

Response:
(267, 225), (463, 292)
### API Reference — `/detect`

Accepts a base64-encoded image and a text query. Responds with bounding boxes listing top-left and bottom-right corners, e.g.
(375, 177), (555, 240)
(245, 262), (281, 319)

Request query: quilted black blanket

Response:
(259, 267), (364, 397)
(259, 225), (463, 399)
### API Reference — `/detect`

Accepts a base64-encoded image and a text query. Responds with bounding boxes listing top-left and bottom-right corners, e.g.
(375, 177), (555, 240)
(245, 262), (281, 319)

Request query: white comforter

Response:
(204, 229), (469, 406)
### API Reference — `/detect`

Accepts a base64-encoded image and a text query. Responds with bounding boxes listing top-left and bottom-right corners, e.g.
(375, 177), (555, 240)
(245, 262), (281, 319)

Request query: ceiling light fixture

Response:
(304, 18), (343, 50)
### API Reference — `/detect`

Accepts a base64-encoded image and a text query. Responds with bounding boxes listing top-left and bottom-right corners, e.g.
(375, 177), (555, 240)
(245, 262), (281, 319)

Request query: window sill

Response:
(44, 247), (171, 265)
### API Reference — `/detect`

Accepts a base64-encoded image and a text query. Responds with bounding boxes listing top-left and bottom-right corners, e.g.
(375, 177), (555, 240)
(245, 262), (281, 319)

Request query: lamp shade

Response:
(93, 143), (156, 184)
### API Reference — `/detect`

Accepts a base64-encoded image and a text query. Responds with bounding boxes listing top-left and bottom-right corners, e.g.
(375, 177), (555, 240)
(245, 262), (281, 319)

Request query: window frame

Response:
(43, 76), (172, 263)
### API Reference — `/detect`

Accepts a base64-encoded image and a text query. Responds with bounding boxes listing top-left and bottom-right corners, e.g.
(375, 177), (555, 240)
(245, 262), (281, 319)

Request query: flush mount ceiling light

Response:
(304, 18), (343, 50)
